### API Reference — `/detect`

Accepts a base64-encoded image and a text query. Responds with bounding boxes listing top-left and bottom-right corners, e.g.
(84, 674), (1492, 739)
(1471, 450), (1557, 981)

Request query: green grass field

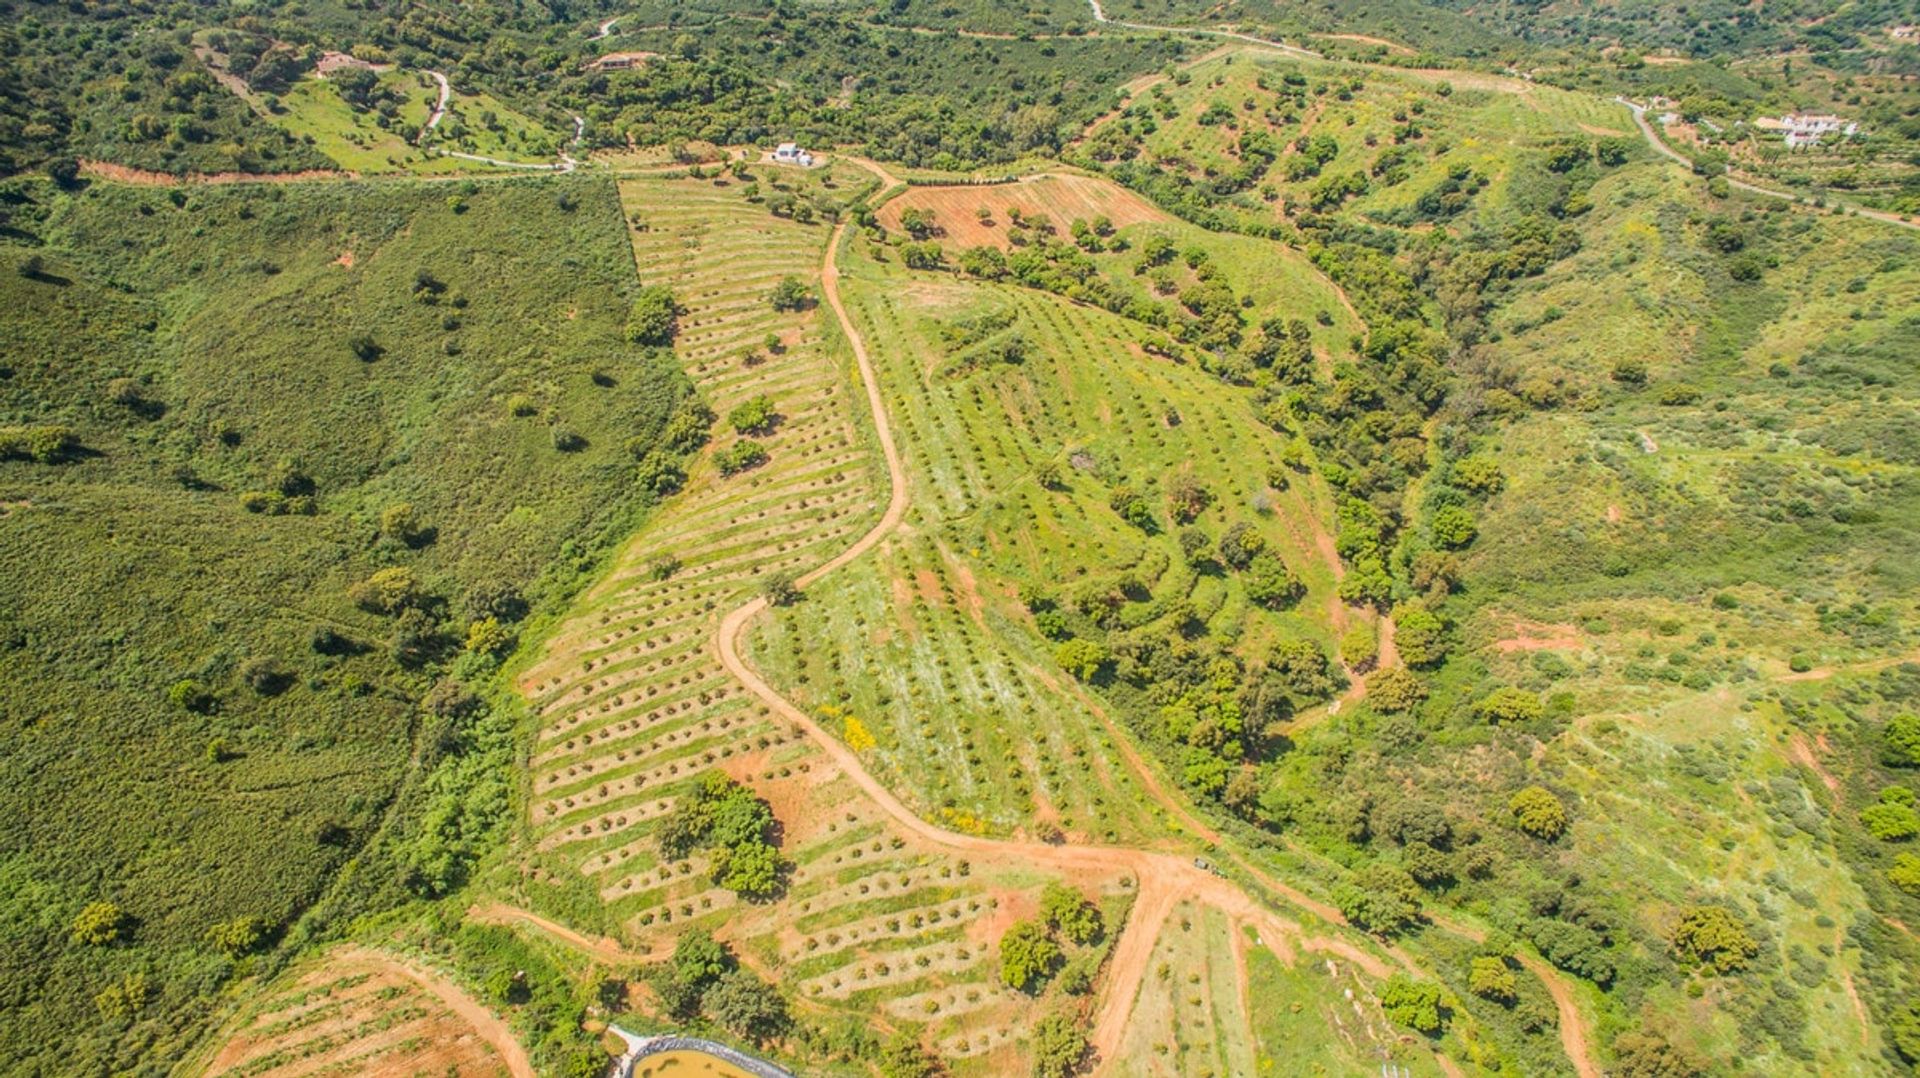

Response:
(0, 174), (685, 1072)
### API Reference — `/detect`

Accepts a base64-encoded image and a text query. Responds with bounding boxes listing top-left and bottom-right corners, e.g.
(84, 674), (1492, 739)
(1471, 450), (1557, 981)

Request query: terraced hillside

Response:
(504, 173), (1138, 1070)
(483, 169), (1450, 1074)
(199, 947), (529, 1078)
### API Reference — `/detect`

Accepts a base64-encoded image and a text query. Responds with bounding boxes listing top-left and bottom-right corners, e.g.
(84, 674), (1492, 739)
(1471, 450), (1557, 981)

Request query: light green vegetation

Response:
(746, 215), (1357, 835)
(0, 175), (684, 1072)
(266, 70), (559, 173)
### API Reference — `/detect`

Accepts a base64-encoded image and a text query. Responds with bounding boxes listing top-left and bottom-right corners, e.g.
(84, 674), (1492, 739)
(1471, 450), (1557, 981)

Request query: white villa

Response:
(1765, 113), (1859, 149)
(772, 142), (815, 167)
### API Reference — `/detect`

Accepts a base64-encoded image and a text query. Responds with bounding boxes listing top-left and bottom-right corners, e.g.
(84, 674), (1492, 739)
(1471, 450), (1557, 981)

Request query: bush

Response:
(1477, 687), (1543, 725)
(1451, 456), (1504, 494)
(1379, 975), (1447, 1034)
(1509, 786), (1568, 840)
(1245, 553), (1302, 609)
(1468, 956), (1518, 1004)
(729, 395), (779, 436)
(1040, 883), (1103, 945)
(239, 656), (295, 696)
(0, 425), (80, 464)
(703, 969), (790, 1043)
(1368, 668), (1426, 713)
(70, 902), (127, 946)
(167, 678), (217, 714)
(1883, 713), (1920, 768)
(1334, 863), (1422, 935)
(1054, 639), (1110, 681)
(626, 285), (679, 345)
(350, 567), (426, 615)
(204, 916), (267, 958)
(1217, 521), (1265, 569)
(1430, 505), (1478, 549)
(1029, 1013), (1089, 1078)
(761, 572), (800, 607)
(1669, 906), (1758, 973)
(715, 441), (768, 476)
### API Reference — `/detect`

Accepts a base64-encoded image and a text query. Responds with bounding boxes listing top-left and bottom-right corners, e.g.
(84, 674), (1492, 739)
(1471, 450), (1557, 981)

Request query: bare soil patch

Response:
(1493, 618), (1583, 653)
(876, 174), (1169, 250)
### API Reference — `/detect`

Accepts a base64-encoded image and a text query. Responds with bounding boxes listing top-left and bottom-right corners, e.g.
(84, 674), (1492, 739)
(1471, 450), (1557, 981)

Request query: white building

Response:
(1778, 114), (1858, 149)
(772, 142), (815, 167)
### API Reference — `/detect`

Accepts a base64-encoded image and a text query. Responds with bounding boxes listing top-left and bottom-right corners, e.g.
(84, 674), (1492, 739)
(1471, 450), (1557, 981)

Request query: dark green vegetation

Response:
(0, 174), (686, 1070)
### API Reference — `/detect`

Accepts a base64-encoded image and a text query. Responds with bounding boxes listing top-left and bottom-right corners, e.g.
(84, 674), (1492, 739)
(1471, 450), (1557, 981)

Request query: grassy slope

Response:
(0, 175), (681, 1072)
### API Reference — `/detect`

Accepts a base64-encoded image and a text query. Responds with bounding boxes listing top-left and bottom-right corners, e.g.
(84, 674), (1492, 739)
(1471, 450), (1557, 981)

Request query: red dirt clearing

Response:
(1494, 619), (1583, 653)
(80, 158), (353, 185)
(876, 173), (1170, 250)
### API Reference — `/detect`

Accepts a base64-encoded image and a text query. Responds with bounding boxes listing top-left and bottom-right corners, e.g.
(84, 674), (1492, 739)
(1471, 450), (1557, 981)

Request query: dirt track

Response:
(338, 946), (536, 1078)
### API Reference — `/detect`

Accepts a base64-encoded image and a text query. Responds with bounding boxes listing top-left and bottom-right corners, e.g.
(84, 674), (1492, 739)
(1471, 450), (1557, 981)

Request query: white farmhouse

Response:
(772, 142), (815, 167)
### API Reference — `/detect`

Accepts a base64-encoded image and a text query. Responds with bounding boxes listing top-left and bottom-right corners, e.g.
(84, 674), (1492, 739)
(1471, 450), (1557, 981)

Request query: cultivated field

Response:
(878, 173), (1170, 248)
(199, 947), (529, 1078)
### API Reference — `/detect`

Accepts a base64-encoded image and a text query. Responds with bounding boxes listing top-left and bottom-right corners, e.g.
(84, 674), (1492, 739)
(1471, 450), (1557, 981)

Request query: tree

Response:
(1510, 786), (1569, 840)
(1029, 1013), (1090, 1078)
(1614, 1031), (1707, 1078)
(204, 916), (267, 958)
(1245, 553), (1302, 609)
(350, 567), (426, 615)
(1430, 505), (1478, 549)
(1339, 622), (1378, 669)
(998, 920), (1061, 991)
(1890, 853), (1920, 896)
(1368, 668), (1426, 713)
(1669, 906), (1758, 974)
(729, 395), (779, 436)
(712, 838), (783, 900)
(1883, 713), (1920, 768)
(768, 275), (811, 311)
(1054, 639), (1110, 681)
(1468, 956), (1518, 1004)
(1334, 863), (1422, 935)
(761, 571), (800, 607)
(1451, 456), (1503, 494)
(1394, 603), (1447, 667)
(878, 1034), (944, 1078)
(71, 902), (127, 946)
(1165, 473), (1211, 523)
(1217, 521), (1265, 569)
(715, 441), (769, 476)
(627, 285), (679, 345)
(1040, 884), (1104, 945)
(1862, 789), (1920, 841)
(1379, 975), (1447, 1034)
(1477, 687), (1542, 725)
(704, 969), (789, 1043)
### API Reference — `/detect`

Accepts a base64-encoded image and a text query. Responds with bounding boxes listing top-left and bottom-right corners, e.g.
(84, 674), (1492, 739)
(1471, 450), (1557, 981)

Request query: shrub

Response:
(1394, 603), (1447, 667)
(550, 426), (587, 452)
(1887, 853), (1920, 896)
(380, 503), (429, 546)
(70, 902), (128, 946)
(1894, 1000), (1920, 1065)
(1040, 883), (1103, 945)
(1368, 668), (1426, 713)
(347, 333), (383, 361)
(729, 395), (779, 436)
(626, 285), (679, 345)
(1054, 639), (1110, 681)
(1430, 505), (1478, 549)
(0, 425), (80, 464)
(1379, 975), (1447, 1034)
(465, 617), (514, 657)
(1862, 789), (1920, 841)
(1614, 1032), (1707, 1078)
(239, 657), (295, 696)
(1882, 713), (1920, 768)
(350, 567), (426, 615)
(1334, 863), (1422, 935)
(1477, 687), (1543, 725)
(767, 275), (811, 311)
(761, 572), (800, 607)
(998, 920), (1061, 992)
(877, 1035), (943, 1078)
(1468, 956), (1517, 1004)
(167, 678), (217, 714)
(1030, 1013), (1089, 1078)
(204, 916), (267, 958)
(1669, 906), (1758, 973)
(1339, 622), (1378, 668)
(1451, 456), (1503, 494)
(715, 441), (768, 476)
(1510, 786), (1569, 840)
